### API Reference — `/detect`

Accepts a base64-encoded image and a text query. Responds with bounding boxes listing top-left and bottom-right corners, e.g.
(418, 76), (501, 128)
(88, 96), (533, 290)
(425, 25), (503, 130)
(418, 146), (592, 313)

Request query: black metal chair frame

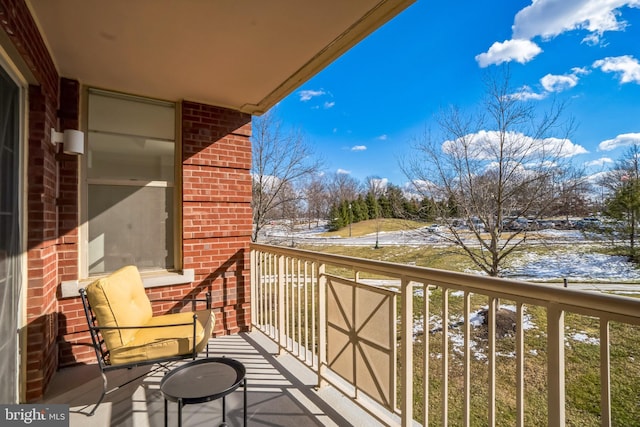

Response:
(79, 288), (212, 416)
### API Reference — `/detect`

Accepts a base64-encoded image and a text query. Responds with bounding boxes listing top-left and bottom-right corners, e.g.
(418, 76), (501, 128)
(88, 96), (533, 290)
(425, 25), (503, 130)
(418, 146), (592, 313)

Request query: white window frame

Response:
(79, 88), (184, 282)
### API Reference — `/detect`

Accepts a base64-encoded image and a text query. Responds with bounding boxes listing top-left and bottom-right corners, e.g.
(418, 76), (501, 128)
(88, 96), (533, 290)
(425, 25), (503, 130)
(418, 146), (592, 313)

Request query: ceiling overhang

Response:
(26, 0), (414, 115)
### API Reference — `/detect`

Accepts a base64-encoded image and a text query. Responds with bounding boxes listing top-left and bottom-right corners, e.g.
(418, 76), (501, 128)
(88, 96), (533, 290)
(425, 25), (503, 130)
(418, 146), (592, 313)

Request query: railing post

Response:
(401, 277), (413, 427)
(547, 305), (565, 427)
(317, 262), (327, 389)
(250, 249), (257, 327)
(278, 255), (286, 355)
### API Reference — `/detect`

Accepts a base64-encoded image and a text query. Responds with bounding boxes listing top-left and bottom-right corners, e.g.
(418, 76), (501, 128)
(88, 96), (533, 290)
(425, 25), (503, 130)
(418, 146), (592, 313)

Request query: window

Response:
(86, 89), (176, 275)
(0, 61), (24, 404)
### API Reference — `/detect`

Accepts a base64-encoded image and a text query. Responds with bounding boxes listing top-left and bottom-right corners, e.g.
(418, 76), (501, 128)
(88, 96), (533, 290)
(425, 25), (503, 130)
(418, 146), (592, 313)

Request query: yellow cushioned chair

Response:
(79, 265), (214, 416)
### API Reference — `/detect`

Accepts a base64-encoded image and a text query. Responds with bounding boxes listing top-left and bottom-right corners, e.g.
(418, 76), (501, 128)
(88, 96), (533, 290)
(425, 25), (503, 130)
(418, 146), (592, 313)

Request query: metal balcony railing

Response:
(250, 243), (640, 426)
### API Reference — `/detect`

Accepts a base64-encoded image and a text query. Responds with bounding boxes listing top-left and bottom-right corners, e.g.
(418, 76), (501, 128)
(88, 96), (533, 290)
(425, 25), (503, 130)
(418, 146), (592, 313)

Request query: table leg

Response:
(164, 399), (167, 427)
(178, 398), (183, 427)
(222, 395), (226, 424)
(243, 378), (247, 427)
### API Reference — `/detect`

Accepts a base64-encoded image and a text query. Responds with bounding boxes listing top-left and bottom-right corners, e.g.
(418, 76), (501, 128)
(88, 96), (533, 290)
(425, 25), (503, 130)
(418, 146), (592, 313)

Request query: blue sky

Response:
(273, 0), (640, 187)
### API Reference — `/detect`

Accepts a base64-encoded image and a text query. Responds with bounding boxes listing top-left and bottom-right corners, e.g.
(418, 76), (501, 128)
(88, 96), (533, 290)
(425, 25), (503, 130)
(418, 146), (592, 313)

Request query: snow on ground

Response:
(413, 302), (600, 360)
(501, 251), (640, 282)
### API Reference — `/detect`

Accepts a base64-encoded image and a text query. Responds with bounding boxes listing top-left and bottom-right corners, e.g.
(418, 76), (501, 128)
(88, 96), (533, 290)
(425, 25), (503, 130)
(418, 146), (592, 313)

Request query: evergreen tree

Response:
(366, 192), (379, 219)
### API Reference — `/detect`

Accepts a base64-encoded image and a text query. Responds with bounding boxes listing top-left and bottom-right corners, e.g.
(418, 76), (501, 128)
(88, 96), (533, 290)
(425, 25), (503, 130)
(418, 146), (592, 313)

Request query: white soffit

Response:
(26, 0), (414, 114)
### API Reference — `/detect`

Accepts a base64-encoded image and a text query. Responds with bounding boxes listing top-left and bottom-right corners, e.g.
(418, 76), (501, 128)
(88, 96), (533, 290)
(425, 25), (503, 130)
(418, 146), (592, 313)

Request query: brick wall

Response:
(2, 0), (64, 401)
(182, 101), (253, 335)
(25, 83), (60, 400)
(56, 79), (84, 367)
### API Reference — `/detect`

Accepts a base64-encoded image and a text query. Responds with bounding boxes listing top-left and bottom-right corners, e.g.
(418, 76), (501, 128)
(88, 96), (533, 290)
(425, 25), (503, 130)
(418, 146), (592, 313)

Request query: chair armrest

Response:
(91, 313), (198, 331)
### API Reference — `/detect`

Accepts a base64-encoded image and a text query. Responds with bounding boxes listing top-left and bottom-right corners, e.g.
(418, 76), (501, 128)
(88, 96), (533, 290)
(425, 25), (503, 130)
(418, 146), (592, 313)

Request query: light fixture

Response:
(51, 127), (84, 155)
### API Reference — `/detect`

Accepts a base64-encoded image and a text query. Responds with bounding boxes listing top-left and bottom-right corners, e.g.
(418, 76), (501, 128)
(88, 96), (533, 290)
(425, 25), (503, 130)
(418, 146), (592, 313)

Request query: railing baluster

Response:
(297, 259), (302, 359)
(251, 250), (257, 326)
(442, 288), (449, 426)
(317, 262), (327, 389)
(488, 297), (496, 427)
(312, 262), (317, 368)
(516, 303), (524, 427)
(600, 318), (611, 427)
(304, 261), (309, 363)
(278, 255), (286, 355)
(401, 277), (413, 427)
(285, 257), (291, 350)
(423, 283), (430, 426)
(463, 291), (471, 427)
(267, 253), (273, 337)
(547, 305), (565, 427)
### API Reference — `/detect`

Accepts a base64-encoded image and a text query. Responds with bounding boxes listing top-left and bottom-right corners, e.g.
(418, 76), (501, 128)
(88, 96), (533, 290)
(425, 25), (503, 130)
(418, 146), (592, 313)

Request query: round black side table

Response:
(161, 357), (247, 427)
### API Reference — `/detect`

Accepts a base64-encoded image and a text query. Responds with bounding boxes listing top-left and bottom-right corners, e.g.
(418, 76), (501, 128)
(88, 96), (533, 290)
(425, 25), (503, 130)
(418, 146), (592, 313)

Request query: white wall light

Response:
(51, 127), (84, 155)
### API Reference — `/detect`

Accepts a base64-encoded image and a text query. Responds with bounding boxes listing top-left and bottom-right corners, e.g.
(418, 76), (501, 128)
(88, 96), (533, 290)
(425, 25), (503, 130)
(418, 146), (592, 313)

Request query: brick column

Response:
(182, 102), (252, 335)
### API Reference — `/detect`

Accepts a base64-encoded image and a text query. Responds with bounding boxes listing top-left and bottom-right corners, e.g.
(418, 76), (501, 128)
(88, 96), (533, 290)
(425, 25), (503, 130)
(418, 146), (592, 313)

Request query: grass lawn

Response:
(321, 218), (426, 238)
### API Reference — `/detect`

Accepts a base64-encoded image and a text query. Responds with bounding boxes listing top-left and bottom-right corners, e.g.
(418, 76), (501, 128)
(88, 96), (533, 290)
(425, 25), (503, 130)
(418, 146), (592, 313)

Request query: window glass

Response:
(87, 90), (175, 275)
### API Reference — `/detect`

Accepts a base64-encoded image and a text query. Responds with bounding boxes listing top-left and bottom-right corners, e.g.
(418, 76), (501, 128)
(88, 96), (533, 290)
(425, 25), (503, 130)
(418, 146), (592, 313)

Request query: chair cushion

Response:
(109, 309), (215, 365)
(85, 265), (153, 350)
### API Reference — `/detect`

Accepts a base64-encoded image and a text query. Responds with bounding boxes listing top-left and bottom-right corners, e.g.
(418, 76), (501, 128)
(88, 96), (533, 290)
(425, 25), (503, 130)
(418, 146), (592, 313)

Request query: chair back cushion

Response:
(85, 265), (153, 350)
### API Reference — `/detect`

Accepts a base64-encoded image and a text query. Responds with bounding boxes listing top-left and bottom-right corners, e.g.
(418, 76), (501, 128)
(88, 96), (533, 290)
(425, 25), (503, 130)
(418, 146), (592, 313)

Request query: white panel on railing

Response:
(326, 275), (398, 412)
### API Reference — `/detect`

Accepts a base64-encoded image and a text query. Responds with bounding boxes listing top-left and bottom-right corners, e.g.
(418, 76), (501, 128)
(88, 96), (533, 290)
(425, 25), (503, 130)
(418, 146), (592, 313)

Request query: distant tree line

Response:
(327, 186), (451, 231)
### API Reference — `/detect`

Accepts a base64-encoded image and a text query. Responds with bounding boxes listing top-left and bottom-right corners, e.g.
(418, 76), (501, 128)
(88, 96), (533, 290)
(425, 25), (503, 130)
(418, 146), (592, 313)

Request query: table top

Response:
(160, 357), (246, 404)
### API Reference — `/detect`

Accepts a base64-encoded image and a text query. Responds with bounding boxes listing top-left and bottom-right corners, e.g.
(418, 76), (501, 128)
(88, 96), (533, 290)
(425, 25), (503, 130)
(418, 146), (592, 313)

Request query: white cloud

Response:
(540, 73), (579, 92)
(511, 67), (589, 100)
(377, 134), (388, 141)
(351, 145), (367, 151)
(512, 0), (640, 44)
(478, 1), (640, 67)
(369, 177), (388, 190)
(476, 39), (542, 67)
(442, 130), (587, 160)
(324, 101), (335, 109)
(598, 132), (640, 150)
(509, 85), (548, 100)
(593, 55), (640, 83)
(584, 157), (614, 167)
(336, 168), (351, 175)
(298, 89), (325, 102)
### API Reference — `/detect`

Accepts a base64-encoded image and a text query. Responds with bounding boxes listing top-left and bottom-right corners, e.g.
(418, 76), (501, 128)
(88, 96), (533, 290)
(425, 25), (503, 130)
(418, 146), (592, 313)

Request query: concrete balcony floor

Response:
(43, 330), (382, 426)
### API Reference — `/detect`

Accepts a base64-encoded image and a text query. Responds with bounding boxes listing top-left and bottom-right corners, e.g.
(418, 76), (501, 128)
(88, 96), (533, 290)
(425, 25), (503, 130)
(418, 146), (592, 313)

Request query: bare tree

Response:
(403, 67), (583, 276)
(602, 143), (640, 259)
(326, 172), (362, 205)
(303, 174), (329, 228)
(251, 111), (322, 242)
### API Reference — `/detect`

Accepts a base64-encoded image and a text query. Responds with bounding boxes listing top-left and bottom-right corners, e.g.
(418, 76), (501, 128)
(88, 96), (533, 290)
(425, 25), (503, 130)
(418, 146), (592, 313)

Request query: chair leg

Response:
(89, 371), (108, 416)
